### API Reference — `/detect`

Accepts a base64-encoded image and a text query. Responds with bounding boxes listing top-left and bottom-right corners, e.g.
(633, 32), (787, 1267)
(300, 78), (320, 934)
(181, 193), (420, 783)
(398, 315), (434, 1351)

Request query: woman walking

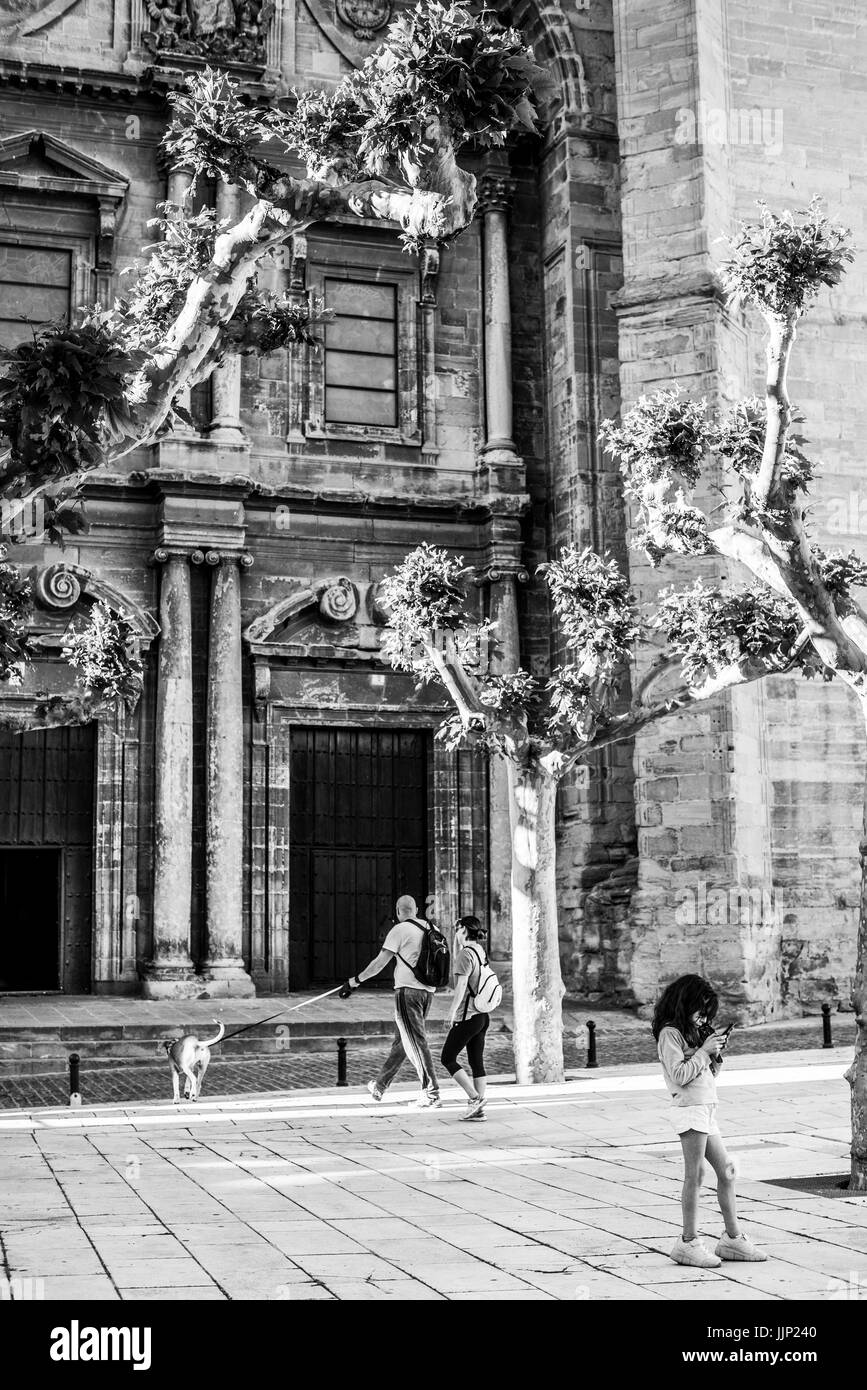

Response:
(441, 915), (491, 1121)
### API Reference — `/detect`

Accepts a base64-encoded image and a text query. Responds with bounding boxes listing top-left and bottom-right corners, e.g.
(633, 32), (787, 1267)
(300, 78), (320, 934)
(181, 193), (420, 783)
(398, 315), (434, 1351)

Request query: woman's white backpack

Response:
(468, 943), (503, 1013)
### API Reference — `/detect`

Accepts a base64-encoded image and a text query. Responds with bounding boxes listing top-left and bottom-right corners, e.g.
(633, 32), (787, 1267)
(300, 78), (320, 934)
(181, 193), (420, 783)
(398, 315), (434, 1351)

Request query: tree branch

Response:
(709, 523), (867, 675)
(569, 649), (795, 768)
(233, 117), (475, 245)
(754, 311), (797, 510)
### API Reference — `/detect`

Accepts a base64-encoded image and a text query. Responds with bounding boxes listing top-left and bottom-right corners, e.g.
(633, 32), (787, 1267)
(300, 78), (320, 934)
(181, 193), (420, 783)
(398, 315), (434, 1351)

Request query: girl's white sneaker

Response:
(715, 1231), (768, 1262)
(459, 1096), (486, 1121)
(670, 1236), (722, 1268)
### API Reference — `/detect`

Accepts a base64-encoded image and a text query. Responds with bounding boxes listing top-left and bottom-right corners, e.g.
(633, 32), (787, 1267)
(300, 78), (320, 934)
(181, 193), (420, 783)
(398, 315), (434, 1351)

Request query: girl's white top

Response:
(657, 1026), (718, 1106)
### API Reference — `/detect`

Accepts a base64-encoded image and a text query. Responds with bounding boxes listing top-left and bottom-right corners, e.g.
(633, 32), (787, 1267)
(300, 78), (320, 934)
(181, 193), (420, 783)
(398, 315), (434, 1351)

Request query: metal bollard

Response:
(586, 1020), (598, 1069)
(68, 1052), (82, 1108)
(337, 1037), (348, 1087)
(822, 1003), (833, 1049)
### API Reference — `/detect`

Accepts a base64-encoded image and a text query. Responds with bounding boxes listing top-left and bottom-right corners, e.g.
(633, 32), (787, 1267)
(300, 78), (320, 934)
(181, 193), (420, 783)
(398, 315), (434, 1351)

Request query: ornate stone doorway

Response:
(288, 725), (429, 988)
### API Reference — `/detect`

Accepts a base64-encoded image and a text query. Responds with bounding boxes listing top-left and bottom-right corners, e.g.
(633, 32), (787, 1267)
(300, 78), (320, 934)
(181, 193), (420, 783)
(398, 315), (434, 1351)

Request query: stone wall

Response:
(612, 0), (866, 1017)
(723, 0), (867, 1012)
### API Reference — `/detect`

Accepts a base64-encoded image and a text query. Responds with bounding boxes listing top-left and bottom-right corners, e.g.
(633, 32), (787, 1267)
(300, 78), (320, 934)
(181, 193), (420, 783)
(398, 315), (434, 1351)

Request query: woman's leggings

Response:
(441, 1013), (490, 1077)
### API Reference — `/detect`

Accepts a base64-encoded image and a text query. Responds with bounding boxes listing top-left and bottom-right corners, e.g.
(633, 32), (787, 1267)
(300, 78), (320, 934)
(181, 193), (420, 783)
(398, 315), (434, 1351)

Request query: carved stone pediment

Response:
(0, 131), (128, 199)
(0, 0), (83, 40)
(303, 0), (391, 66)
(28, 563), (159, 654)
(0, 132), (127, 275)
(244, 576), (388, 661)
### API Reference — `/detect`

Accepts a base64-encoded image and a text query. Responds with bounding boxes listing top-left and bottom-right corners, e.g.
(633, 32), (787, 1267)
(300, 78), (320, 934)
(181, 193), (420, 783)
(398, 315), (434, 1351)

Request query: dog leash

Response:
(216, 985), (346, 1043)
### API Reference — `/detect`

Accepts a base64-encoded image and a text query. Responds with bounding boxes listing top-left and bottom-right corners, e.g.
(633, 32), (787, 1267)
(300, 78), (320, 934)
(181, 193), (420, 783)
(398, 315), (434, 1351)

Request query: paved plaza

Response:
(1, 1047), (865, 1302)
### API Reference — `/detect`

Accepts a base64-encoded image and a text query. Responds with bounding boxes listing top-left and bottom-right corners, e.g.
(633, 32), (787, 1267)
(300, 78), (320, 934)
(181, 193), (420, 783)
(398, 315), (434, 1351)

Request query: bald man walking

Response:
(341, 894), (442, 1108)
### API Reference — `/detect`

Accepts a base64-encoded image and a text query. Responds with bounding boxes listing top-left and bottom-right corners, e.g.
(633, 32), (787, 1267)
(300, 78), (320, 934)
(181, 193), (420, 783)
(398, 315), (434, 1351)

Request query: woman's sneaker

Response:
(459, 1096), (486, 1121)
(670, 1236), (722, 1268)
(366, 1080), (384, 1102)
(715, 1231), (768, 1262)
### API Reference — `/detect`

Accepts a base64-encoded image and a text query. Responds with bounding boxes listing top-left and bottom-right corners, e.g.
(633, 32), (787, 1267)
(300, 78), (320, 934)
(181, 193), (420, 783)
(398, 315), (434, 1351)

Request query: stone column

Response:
(166, 165), (196, 433)
(143, 550), (197, 998)
(285, 235), (308, 446)
(207, 180), (245, 442)
(482, 517), (528, 967)
(200, 552), (255, 996)
(419, 244), (440, 459)
(478, 161), (520, 474)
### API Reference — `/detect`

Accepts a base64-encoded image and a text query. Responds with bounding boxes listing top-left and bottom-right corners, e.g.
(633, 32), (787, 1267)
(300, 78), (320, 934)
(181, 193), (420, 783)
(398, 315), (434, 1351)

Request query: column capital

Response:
(206, 549), (254, 568)
(149, 546), (191, 566)
(476, 171), (516, 216)
(149, 547), (253, 567)
(475, 562), (529, 586)
(475, 514), (528, 585)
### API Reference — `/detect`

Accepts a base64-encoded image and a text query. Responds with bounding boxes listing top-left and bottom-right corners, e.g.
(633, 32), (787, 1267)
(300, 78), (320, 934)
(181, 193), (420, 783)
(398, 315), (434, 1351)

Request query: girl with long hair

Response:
(652, 973), (768, 1269)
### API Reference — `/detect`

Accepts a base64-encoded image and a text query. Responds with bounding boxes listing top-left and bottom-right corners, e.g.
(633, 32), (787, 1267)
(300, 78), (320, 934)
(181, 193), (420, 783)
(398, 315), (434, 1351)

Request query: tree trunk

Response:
(507, 760), (565, 1084)
(846, 718), (867, 1189)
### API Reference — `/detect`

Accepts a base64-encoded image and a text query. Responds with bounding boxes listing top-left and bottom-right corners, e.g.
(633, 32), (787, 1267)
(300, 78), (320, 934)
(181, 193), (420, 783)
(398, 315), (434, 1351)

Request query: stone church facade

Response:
(0, 0), (863, 1014)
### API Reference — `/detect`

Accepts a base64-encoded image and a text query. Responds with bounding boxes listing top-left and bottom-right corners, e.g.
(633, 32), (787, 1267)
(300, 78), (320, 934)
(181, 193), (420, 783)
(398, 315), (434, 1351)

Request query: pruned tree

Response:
(382, 199), (867, 1187)
(379, 539), (805, 1086)
(605, 200), (867, 1192)
(0, 1), (547, 723)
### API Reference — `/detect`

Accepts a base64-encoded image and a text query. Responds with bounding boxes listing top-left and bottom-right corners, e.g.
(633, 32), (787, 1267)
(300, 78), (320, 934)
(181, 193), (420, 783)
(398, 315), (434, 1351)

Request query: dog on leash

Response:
(160, 1022), (225, 1103)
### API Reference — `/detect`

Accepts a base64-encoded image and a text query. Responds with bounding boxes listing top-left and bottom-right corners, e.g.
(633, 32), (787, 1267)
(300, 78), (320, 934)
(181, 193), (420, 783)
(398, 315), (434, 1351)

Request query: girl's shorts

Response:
(669, 1103), (720, 1136)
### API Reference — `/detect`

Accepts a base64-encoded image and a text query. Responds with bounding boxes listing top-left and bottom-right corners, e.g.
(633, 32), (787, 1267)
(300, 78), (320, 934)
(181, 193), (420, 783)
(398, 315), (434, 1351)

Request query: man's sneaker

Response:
(411, 1094), (442, 1109)
(464, 1111), (487, 1121)
(459, 1096), (486, 1121)
(366, 1080), (384, 1102)
(670, 1236), (722, 1269)
(715, 1231), (768, 1262)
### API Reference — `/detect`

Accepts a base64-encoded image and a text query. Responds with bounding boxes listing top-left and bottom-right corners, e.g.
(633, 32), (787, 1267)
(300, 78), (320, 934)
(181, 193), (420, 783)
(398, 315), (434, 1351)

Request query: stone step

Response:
(0, 1014), (512, 1078)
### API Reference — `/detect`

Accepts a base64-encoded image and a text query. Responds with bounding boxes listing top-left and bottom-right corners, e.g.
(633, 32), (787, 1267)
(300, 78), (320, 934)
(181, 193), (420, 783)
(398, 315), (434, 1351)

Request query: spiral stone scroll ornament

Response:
(35, 564), (82, 610)
(319, 578), (358, 623)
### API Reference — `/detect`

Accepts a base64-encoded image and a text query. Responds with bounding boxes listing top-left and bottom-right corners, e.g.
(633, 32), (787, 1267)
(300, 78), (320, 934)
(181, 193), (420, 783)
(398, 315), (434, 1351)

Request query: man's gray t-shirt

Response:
(383, 919), (435, 993)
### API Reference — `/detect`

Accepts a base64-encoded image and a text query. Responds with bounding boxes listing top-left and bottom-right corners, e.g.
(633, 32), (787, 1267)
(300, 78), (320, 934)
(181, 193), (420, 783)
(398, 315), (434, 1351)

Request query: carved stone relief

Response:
(143, 0), (274, 65)
(335, 0), (390, 42)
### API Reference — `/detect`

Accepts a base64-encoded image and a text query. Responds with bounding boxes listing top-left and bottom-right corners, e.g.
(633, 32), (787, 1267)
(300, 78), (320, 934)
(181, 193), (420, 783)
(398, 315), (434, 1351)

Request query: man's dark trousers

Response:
(375, 987), (440, 1099)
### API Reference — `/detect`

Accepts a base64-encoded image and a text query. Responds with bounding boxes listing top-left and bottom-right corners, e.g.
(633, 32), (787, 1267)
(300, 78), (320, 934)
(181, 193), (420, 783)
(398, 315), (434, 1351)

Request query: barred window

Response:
(324, 278), (398, 428)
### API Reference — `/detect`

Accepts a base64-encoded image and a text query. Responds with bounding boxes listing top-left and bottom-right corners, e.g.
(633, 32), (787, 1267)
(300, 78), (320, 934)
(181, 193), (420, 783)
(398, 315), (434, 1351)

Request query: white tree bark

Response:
(507, 761), (565, 1084)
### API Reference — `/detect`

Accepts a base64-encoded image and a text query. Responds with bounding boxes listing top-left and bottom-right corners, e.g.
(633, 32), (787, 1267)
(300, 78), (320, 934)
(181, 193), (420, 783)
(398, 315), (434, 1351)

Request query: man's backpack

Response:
(466, 942), (503, 1013)
(398, 917), (451, 989)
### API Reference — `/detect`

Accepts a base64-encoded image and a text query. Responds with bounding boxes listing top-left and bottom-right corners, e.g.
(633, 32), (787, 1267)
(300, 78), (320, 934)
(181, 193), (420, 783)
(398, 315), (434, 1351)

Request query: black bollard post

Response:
(337, 1037), (348, 1087)
(586, 1021), (598, 1069)
(68, 1052), (81, 1108)
(822, 1003), (833, 1049)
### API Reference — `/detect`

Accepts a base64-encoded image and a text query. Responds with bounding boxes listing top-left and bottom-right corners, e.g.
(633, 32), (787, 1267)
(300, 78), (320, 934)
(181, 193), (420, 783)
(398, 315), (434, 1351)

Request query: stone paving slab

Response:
(0, 1049), (864, 1302)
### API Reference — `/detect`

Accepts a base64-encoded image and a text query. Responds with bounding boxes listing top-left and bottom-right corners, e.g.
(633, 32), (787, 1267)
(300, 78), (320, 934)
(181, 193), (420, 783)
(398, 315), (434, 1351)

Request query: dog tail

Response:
(199, 1021), (225, 1048)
